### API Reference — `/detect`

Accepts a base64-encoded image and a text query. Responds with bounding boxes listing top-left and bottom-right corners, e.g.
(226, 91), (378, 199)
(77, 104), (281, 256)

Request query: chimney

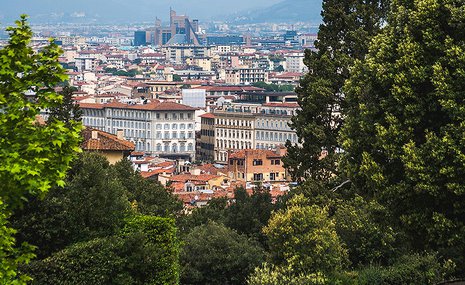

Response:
(91, 130), (98, 139)
(117, 129), (124, 140)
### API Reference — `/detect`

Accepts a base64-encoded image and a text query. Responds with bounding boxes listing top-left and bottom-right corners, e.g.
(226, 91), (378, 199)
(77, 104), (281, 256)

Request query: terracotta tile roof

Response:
(170, 174), (220, 183)
(79, 101), (196, 111)
(81, 127), (135, 151)
(262, 102), (299, 108)
(229, 149), (283, 159)
(199, 113), (215, 119)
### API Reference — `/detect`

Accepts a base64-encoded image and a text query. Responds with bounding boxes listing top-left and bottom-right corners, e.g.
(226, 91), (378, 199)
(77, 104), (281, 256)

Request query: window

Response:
(253, 173), (263, 181)
(172, 132), (177, 139)
(271, 159), (281, 165)
(180, 113), (184, 119)
(187, 143), (193, 151)
(156, 144), (162, 151)
(270, 173), (276, 181)
(188, 124), (194, 129)
(180, 143), (186, 152)
(164, 132), (170, 139)
(172, 124), (178, 130)
(253, 159), (263, 166)
(180, 124), (186, 129)
(156, 124), (162, 130)
(164, 144), (170, 152)
(164, 124), (169, 130)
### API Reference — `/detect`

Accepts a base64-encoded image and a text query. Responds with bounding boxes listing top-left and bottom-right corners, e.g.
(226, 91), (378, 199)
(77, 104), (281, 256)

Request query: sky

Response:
(0, 0), (284, 24)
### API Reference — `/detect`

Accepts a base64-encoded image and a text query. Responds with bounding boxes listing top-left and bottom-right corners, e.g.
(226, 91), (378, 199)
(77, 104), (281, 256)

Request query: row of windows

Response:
(217, 129), (252, 140)
(111, 109), (149, 120)
(256, 120), (291, 130)
(125, 129), (151, 139)
(156, 131), (194, 140)
(83, 117), (104, 126)
(201, 129), (215, 137)
(155, 112), (193, 120)
(215, 119), (252, 127)
(256, 131), (297, 143)
(156, 123), (194, 130)
(216, 140), (252, 149)
(112, 120), (150, 129)
(155, 143), (194, 152)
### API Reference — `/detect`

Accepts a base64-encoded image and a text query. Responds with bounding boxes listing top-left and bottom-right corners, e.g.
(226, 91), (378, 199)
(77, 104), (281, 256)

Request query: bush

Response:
(23, 216), (179, 285)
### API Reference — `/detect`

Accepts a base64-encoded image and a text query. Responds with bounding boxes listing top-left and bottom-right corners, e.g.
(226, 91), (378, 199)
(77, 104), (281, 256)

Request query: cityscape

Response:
(1, 0), (465, 284)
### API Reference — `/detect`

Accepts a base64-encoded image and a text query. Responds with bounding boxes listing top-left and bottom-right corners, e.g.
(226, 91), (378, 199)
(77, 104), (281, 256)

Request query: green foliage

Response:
(114, 159), (183, 217)
(177, 197), (228, 236)
(47, 85), (82, 126)
(172, 74), (183, 82)
(341, 0), (465, 271)
(247, 263), (327, 285)
(284, 0), (388, 181)
(225, 187), (275, 244)
(104, 67), (140, 77)
(12, 153), (131, 257)
(23, 216), (179, 285)
(264, 194), (348, 274)
(0, 201), (36, 284)
(355, 253), (453, 285)
(0, 15), (81, 284)
(252, 81), (295, 92)
(180, 222), (265, 285)
(333, 195), (397, 267)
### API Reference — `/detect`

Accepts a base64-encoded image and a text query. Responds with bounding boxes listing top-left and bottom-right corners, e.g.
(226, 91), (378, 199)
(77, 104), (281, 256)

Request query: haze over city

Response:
(0, 0), (322, 24)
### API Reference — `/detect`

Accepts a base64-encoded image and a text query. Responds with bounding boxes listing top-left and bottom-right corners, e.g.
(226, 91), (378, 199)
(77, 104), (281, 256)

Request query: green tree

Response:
(341, 0), (465, 271)
(0, 15), (81, 283)
(247, 263), (327, 285)
(12, 153), (131, 258)
(284, 0), (388, 181)
(180, 222), (265, 285)
(225, 187), (275, 244)
(172, 74), (183, 82)
(47, 85), (82, 126)
(23, 216), (180, 285)
(263, 194), (348, 275)
(113, 159), (183, 218)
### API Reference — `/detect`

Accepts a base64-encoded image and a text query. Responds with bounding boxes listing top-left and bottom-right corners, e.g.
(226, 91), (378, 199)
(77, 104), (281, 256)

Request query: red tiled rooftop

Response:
(81, 127), (135, 151)
(199, 113), (215, 119)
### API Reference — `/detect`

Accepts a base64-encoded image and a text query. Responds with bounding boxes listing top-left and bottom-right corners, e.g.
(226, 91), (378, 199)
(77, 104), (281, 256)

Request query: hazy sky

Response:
(0, 0), (284, 23)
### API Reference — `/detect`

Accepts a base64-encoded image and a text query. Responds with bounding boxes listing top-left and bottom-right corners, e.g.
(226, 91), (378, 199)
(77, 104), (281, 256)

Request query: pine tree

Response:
(47, 85), (82, 126)
(341, 0), (465, 270)
(284, 0), (388, 182)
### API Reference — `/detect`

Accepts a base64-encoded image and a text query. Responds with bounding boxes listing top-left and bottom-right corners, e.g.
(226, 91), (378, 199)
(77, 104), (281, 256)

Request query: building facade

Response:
(80, 101), (197, 160)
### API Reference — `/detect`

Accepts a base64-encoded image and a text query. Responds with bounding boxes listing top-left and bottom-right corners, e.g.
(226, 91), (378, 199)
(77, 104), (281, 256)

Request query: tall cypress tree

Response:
(284, 0), (388, 182)
(341, 0), (465, 270)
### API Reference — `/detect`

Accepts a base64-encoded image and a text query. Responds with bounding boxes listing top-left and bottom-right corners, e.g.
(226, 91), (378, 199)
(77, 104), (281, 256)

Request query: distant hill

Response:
(229, 0), (323, 24)
(0, 0), (282, 24)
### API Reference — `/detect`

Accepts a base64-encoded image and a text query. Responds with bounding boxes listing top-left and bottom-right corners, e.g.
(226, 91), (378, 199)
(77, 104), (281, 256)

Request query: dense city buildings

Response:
(30, 8), (316, 195)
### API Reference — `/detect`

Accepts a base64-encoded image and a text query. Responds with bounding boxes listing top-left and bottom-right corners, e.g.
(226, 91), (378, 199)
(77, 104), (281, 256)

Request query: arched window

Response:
(172, 144), (178, 153)
(164, 144), (169, 152)
(156, 144), (162, 151)
(187, 143), (193, 151)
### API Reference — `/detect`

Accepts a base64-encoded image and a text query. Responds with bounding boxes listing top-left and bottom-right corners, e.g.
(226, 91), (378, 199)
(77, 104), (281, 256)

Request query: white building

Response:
(182, 89), (206, 108)
(285, 52), (308, 73)
(225, 68), (267, 85)
(80, 101), (197, 161)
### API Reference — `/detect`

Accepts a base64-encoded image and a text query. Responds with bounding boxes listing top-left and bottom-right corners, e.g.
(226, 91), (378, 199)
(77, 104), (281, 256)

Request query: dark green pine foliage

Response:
(46, 85), (82, 126)
(284, 0), (388, 181)
(341, 0), (465, 272)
